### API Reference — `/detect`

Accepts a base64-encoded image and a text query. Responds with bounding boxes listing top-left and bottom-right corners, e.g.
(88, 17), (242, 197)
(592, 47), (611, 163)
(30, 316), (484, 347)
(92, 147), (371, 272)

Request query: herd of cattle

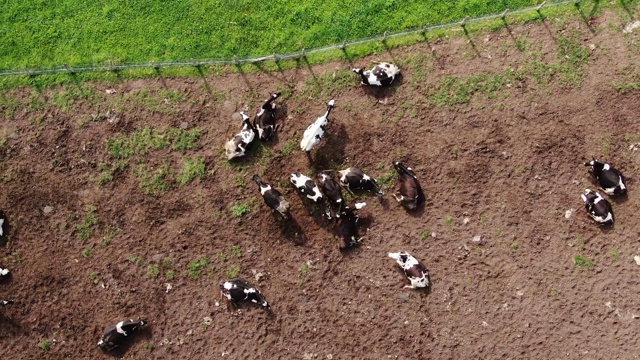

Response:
(0, 61), (629, 353)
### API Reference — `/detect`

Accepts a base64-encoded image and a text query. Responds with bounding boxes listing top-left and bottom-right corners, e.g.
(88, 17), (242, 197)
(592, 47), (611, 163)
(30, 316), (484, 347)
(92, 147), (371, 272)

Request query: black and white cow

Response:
(220, 278), (270, 310)
(97, 319), (147, 351)
(300, 99), (335, 155)
(225, 112), (257, 160)
(392, 161), (424, 210)
(317, 173), (345, 219)
(338, 167), (383, 196)
(290, 172), (323, 203)
(0, 300), (13, 307)
(581, 189), (614, 226)
(254, 92), (281, 141)
(253, 175), (290, 219)
(0, 210), (6, 237)
(584, 159), (627, 196)
(335, 203), (366, 249)
(388, 251), (430, 289)
(352, 62), (400, 86)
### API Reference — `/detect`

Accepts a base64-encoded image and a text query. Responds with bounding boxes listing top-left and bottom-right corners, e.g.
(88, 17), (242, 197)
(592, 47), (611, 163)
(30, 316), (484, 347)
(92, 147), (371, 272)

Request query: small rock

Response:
(588, 44), (596, 50)
(180, 122), (189, 130)
(634, 255), (640, 266)
(151, 254), (165, 263)
(396, 293), (410, 302)
(105, 89), (116, 94)
(516, 290), (524, 297)
(165, 283), (172, 293)
(186, 329), (193, 336)
(8, 132), (19, 140)
(472, 235), (482, 242)
(431, 232), (437, 238)
(623, 20), (640, 34)
(202, 316), (212, 326)
(630, 143), (640, 152)
(534, 175), (542, 180)
(231, 112), (243, 122)
(463, 217), (470, 225)
(482, 321), (489, 327)
(43, 206), (54, 215)
(565, 209), (575, 219)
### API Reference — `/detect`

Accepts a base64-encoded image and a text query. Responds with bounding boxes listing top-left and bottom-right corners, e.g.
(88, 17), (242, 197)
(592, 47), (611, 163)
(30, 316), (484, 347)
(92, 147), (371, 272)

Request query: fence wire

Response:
(0, 0), (580, 77)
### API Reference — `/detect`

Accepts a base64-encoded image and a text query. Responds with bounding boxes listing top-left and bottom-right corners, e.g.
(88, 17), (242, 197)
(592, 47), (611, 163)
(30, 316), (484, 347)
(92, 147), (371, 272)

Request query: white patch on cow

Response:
(116, 321), (128, 336)
(307, 187), (323, 202)
(0, 218), (4, 236)
(592, 212), (613, 223)
(354, 202), (366, 210)
(593, 196), (603, 204)
(257, 108), (265, 117)
(362, 174), (370, 181)
(259, 184), (272, 195)
(0, 268), (9, 276)
(223, 282), (234, 290)
(603, 163), (610, 170)
(290, 173), (312, 188)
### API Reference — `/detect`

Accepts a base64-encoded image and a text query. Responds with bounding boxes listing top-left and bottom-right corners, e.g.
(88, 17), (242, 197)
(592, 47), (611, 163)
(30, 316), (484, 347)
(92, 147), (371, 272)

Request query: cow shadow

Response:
(104, 324), (153, 358)
(276, 214), (307, 246)
(359, 74), (404, 100)
(312, 123), (349, 171)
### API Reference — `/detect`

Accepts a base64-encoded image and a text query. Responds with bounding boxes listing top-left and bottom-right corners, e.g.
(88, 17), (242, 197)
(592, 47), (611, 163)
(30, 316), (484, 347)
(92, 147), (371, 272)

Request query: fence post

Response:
(63, 63), (74, 75)
(501, 9), (509, 21)
(536, 1), (546, 17)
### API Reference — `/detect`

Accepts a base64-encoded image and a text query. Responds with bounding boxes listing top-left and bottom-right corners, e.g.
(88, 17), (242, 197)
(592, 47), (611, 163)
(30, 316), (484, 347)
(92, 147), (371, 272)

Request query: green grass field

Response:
(1, 0), (544, 71)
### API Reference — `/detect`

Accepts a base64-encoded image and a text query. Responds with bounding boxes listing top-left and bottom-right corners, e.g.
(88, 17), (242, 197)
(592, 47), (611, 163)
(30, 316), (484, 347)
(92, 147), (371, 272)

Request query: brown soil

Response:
(1, 7), (640, 360)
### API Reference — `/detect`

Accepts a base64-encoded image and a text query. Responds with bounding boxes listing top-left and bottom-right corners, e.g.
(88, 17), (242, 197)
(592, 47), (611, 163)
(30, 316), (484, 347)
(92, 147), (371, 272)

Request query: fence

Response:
(0, 0), (587, 78)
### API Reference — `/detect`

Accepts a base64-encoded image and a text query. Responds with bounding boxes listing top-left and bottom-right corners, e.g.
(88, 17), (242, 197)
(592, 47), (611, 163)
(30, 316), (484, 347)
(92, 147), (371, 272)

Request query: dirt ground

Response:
(1, 6), (640, 360)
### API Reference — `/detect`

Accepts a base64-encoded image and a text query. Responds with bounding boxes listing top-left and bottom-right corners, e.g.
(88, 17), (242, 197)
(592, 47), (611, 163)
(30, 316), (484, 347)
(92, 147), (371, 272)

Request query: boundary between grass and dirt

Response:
(1, 0), (630, 90)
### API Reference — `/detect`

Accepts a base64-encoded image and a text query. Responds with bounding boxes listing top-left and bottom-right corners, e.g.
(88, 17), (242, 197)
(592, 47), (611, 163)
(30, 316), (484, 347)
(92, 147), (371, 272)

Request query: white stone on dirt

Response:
(634, 255), (640, 266)
(431, 232), (437, 238)
(105, 89), (116, 94)
(180, 122), (189, 130)
(565, 209), (575, 219)
(623, 20), (640, 34)
(630, 143), (640, 152)
(472, 235), (482, 242)
(202, 316), (212, 326)
(463, 217), (470, 225)
(43, 206), (54, 215)
(165, 283), (172, 293)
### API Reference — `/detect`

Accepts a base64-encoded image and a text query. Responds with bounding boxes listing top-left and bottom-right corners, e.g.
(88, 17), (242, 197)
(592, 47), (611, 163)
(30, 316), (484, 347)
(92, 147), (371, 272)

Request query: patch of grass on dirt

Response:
(187, 257), (210, 280)
(376, 169), (396, 191)
(444, 215), (454, 226)
(280, 139), (297, 157)
(298, 263), (310, 285)
(609, 248), (621, 261)
(573, 255), (594, 270)
(107, 128), (201, 159)
(75, 205), (98, 241)
(102, 227), (118, 246)
(128, 256), (145, 266)
(88, 273), (100, 284)
(612, 64), (640, 93)
(430, 72), (507, 106)
(176, 157), (206, 185)
(51, 85), (96, 113)
(81, 247), (93, 258)
(40, 339), (51, 351)
(231, 202), (251, 217)
(229, 245), (242, 258)
(0, 93), (20, 119)
(147, 264), (160, 278)
(97, 161), (128, 185)
(301, 69), (356, 98)
(133, 164), (171, 196)
(226, 264), (241, 279)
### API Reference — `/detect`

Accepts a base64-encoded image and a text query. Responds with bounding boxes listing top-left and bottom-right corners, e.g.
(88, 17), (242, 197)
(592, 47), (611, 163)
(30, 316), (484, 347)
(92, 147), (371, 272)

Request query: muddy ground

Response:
(1, 6), (640, 360)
